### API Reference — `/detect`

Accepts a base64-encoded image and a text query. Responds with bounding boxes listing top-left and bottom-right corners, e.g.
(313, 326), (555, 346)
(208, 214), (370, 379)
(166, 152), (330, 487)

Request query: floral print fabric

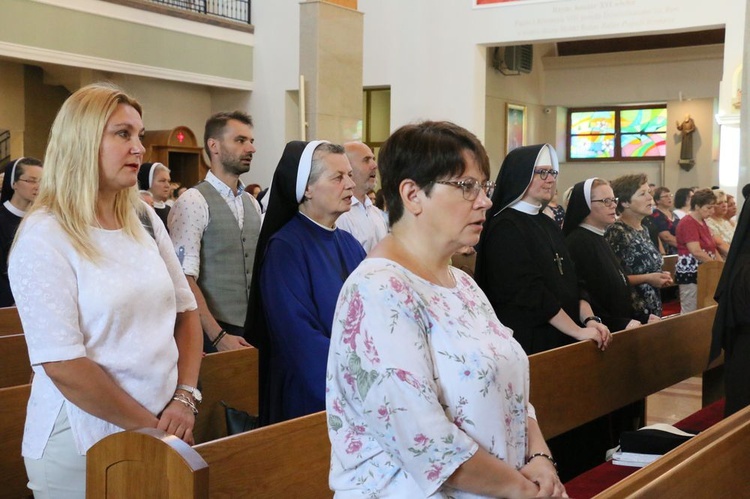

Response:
(326, 258), (534, 498)
(605, 220), (664, 317)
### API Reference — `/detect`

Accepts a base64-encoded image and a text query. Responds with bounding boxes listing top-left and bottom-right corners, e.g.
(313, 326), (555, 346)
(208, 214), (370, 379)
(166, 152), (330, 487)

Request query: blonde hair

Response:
(24, 82), (146, 260)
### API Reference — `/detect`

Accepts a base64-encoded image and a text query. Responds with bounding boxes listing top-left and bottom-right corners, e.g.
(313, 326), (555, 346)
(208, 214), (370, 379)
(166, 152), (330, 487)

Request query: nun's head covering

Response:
(563, 178), (600, 237)
(712, 197), (750, 361)
(1, 157), (43, 203)
(486, 144), (559, 219)
(137, 162), (165, 190)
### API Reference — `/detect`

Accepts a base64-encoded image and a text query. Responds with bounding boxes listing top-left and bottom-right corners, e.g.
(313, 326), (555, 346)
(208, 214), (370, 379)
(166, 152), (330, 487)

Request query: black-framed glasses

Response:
(17, 178), (41, 185)
(591, 197), (619, 207)
(534, 168), (559, 180)
(435, 178), (496, 201)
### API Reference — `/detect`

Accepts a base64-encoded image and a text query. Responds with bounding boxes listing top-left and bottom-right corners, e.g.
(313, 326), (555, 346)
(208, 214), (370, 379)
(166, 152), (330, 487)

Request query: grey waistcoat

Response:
(195, 181), (260, 327)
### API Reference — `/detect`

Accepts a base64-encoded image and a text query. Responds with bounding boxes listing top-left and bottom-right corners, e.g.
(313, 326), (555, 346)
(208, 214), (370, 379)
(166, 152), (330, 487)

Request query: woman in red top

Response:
(675, 188), (723, 313)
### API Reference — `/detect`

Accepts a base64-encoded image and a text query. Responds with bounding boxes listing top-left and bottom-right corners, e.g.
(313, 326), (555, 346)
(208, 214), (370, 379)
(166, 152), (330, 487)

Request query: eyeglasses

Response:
(435, 178), (496, 201)
(657, 193), (673, 199)
(591, 197), (619, 207)
(17, 178), (40, 185)
(534, 169), (559, 180)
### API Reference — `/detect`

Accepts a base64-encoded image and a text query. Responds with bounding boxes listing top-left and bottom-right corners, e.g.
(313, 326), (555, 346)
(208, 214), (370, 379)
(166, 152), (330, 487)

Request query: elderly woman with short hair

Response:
(248, 141), (366, 425)
(605, 174), (672, 318)
(706, 188), (734, 257)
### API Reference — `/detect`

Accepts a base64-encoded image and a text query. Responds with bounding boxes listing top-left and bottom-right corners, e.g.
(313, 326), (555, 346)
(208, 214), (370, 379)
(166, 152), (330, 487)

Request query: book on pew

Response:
(612, 423), (696, 468)
(611, 450), (661, 468)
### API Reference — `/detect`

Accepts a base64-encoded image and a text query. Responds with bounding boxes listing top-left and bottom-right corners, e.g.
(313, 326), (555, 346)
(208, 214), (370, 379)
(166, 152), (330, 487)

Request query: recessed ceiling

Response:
(557, 28), (725, 56)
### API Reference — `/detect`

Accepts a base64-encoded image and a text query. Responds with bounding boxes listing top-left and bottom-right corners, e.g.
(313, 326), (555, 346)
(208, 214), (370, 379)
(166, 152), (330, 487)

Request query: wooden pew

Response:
(87, 411), (331, 498)
(595, 403), (750, 497)
(697, 259), (724, 309)
(87, 307), (721, 497)
(661, 253), (677, 280)
(0, 306), (23, 337)
(0, 334), (31, 388)
(0, 384), (31, 499)
(194, 347), (259, 444)
(529, 306), (717, 439)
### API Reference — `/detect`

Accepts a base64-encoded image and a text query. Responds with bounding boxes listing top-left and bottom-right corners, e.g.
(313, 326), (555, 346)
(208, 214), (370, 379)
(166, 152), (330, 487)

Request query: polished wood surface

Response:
(529, 306), (717, 439)
(697, 260), (724, 309)
(195, 411), (331, 498)
(194, 347), (259, 444)
(0, 306), (23, 337)
(0, 384), (31, 499)
(86, 428), (208, 498)
(595, 404), (750, 497)
(0, 334), (31, 388)
(88, 411), (331, 498)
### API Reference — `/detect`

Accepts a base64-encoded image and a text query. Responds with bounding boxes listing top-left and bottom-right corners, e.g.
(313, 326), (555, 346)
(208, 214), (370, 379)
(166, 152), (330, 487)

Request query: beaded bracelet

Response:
(211, 329), (227, 348)
(527, 452), (557, 470)
(172, 393), (199, 415)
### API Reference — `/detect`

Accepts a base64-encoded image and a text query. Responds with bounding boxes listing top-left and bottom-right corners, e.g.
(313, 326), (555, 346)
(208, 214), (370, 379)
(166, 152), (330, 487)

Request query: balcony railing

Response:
(148, 0), (251, 24)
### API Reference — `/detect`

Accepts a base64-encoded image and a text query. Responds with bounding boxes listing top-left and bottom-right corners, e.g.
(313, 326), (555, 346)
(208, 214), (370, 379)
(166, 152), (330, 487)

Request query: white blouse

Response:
(9, 207), (197, 457)
(327, 259), (535, 498)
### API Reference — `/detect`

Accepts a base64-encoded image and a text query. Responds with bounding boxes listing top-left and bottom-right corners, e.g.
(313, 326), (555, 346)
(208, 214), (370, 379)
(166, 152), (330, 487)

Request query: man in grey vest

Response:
(169, 111), (262, 352)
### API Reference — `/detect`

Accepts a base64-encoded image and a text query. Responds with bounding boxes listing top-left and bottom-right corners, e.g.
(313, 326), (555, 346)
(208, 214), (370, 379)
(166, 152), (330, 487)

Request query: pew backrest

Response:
(0, 334), (31, 388)
(661, 254), (677, 282)
(87, 411), (332, 498)
(0, 306), (23, 337)
(195, 411), (331, 498)
(86, 428), (209, 498)
(194, 347), (259, 444)
(529, 306), (717, 439)
(594, 403), (750, 497)
(697, 259), (723, 309)
(0, 384), (31, 499)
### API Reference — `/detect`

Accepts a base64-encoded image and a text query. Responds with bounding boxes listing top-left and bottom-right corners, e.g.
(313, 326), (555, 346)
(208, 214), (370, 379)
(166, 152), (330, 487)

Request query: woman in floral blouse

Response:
(326, 121), (566, 498)
(605, 174), (672, 318)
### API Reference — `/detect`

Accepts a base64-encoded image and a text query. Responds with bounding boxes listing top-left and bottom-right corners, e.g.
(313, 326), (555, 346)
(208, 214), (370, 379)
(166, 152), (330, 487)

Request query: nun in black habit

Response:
(475, 144), (614, 481)
(137, 162), (171, 228)
(712, 197), (750, 416)
(564, 178), (655, 332)
(475, 144), (612, 355)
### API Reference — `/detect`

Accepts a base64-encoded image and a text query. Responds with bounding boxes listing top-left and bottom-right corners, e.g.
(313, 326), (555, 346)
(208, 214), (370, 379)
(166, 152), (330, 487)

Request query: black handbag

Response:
(221, 401), (260, 435)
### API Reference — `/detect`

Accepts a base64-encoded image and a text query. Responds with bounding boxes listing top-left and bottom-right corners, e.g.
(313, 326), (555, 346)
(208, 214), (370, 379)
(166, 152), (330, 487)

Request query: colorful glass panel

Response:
(570, 135), (615, 159)
(621, 132), (666, 157)
(570, 111), (615, 134)
(620, 108), (667, 134)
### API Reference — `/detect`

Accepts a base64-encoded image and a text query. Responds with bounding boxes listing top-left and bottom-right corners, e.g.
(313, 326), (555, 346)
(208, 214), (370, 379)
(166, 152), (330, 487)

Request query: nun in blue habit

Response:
(245, 141), (365, 425)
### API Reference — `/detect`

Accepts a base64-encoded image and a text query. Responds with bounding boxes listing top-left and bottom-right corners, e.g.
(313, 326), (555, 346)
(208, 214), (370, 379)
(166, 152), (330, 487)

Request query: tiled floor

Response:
(645, 376), (703, 425)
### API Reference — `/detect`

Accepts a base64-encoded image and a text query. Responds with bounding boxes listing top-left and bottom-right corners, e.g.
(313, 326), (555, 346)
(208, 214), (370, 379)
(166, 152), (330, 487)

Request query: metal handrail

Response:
(147, 0), (251, 24)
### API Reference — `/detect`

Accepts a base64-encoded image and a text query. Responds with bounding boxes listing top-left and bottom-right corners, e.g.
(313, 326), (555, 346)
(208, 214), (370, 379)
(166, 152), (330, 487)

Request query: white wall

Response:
(247, 0), (303, 188)
(249, 0), (746, 190)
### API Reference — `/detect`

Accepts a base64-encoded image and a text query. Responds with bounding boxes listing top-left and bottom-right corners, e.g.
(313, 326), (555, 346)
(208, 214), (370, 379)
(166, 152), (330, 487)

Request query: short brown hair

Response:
(691, 188), (716, 210)
(204, 111), (253, 153)
(379, 121), (490, 226)
(610, 173), (648, 215)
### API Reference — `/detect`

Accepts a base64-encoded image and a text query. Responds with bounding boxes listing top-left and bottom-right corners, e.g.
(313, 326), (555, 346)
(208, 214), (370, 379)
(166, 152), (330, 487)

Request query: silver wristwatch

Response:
(176, 384), (202, 404)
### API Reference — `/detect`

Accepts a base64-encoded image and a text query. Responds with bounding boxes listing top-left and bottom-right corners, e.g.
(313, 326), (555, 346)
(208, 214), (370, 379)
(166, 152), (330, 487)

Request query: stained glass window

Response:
(568, 106), (667, 160)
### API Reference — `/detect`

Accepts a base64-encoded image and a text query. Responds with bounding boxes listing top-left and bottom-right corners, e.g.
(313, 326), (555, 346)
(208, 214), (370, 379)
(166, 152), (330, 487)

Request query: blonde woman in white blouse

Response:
(9, 83), (202, 498)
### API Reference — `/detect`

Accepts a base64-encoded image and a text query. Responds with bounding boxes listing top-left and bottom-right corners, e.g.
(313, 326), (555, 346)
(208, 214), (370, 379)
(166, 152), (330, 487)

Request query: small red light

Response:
(177, 131), (185, 143)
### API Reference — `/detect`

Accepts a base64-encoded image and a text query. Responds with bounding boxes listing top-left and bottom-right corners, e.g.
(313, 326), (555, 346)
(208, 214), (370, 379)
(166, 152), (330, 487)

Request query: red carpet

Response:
(564, 399), (725, 498)
(662, 299), (680, 317)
